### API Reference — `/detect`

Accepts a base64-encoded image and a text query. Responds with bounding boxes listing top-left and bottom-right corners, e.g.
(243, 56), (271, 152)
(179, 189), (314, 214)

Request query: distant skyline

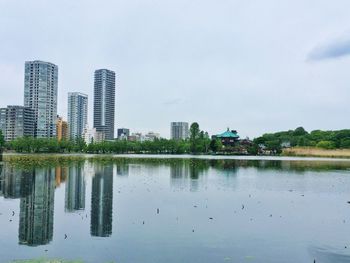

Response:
(1, 1), (350, 138)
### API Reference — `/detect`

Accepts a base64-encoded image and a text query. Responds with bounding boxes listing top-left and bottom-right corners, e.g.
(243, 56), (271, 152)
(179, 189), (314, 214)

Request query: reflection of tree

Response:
(19, 168), (55, 246)
(65, 164), (85, 212)
(90, 165), (113, 237)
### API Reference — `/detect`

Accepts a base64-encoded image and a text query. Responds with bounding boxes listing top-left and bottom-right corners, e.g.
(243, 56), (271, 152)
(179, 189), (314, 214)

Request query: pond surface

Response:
(0, 156), (350, 263)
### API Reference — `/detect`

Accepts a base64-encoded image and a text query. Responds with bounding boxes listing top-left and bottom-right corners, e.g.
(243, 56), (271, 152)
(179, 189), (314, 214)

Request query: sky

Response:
(1, 0), (350, 139)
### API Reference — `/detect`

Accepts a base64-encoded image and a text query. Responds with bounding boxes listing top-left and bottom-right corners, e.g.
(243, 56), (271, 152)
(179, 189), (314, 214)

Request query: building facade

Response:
(0, 106), (35, 141)
(68, 92), (88, 139)
(170, 122), (189, 140)
(24, 60), (58, 138)
(212, 128), (240, 147)
(56, 116), (68, 141)
(93, 69), (116, 140)
(117, 128), (130, 140)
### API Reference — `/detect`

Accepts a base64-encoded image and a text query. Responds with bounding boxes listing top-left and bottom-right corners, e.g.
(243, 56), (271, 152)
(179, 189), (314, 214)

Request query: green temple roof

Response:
(216, 128), (239, 138)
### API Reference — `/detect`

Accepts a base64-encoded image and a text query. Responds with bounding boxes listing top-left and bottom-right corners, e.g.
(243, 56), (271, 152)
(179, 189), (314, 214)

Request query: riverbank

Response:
(283, 147), (350, 158)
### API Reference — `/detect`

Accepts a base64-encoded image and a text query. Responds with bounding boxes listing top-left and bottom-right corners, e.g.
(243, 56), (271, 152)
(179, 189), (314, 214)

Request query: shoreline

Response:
(3, 151), (350, 162)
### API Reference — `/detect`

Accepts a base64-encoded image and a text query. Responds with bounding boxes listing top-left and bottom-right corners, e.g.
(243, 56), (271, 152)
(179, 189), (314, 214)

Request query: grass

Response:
(283, 147), (350, 158)
(11, 259), (83, 263)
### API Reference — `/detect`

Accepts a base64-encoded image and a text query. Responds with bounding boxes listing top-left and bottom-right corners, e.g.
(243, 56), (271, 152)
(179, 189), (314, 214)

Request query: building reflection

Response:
(19, 167), (55, 246)
(90, 164), (113, 237)
(116, 164), (129, 176)
(170, 161), (190, 190)
(65, 164), (85, 212)
(0, 164), (34, 199)
(55, 166), (68, 188)
(0, 163), (3, 197)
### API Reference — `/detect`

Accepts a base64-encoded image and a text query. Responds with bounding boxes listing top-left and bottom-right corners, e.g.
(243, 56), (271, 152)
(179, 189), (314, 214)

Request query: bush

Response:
(316, 141), (336, 149)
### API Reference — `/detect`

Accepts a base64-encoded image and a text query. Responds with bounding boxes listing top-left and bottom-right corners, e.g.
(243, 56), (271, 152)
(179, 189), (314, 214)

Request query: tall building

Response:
(93, 69), (116, 140)
(19, 167), (55, 246)
(68, 92), (88, 139)
(0, 106), (35, 141)
(24, 60), (58, 138)
(90, 165), (113, 237)
(65, 164), (85, 212)
(170, 122), (189, 140)
(56, 116), (68, 141)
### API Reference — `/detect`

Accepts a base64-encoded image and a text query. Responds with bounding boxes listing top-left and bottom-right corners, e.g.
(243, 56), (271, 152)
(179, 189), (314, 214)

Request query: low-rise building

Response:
(117, 128), (130, 140)
(212, 128), (240, 147)
(144, 131), (160, 141)
(83, 127), (105, 144)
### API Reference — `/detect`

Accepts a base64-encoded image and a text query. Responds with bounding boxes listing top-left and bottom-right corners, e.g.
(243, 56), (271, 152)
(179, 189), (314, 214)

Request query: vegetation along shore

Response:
(2, 124), (350, 158)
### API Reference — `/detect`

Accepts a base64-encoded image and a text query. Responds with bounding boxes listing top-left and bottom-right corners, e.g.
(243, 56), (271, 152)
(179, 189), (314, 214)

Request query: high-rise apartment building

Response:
(170, 122), (189, 140)
(68, 92), (88, 139)
(56, 116), (68, 141)
(93, 69), (115, 140)
(0, 106), (35, 141)
(24, 60), (58, 138)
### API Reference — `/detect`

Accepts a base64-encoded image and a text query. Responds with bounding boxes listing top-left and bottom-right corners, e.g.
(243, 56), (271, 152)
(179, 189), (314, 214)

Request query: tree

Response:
(0, 130), (4, 152)
(190, 122), (200, 153)
(210, 139), (222, 152)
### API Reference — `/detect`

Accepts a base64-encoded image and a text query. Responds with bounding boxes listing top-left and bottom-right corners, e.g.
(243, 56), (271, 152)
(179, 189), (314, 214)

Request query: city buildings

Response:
(24, 60), (58, 138)
(144, 131), (160, 141)
(82, 127), (105, 144)
(0, 106), (35, 141)
(56, 116), (68, 141)
(117, 128), (129, 140)
(68, 92), (88, 139)
(170, 122), (189, 140)
(93, 69), (116, 140)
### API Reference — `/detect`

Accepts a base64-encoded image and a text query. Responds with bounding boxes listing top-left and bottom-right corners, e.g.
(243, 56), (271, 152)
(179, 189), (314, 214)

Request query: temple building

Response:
(212, 128), (240, 147)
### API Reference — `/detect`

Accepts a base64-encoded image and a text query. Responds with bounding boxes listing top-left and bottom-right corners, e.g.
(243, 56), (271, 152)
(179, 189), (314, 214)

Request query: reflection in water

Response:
(309, 246), (350, 263)
(55, 166), (68, 188)
(65, 164), (85, 212)
(19, 168), (55, 246)
(90, 165), (113, 237)
(117, 164), (129, 176)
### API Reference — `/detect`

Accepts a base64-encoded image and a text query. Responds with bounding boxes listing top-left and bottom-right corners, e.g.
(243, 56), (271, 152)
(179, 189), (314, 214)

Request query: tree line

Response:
(253, 127), (350, 153)
(2, 126), (350, 155)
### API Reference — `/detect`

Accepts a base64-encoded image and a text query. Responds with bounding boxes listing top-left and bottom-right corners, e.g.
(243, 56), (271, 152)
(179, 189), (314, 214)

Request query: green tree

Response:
(190, 122), (201, 153)
(316, 140), (335, 149)
(0, 130), (4, 150)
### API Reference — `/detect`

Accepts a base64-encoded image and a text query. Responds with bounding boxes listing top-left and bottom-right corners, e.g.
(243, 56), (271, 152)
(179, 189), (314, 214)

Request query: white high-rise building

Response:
(24, 60), (58, 138)
(68, 92), (88, 139)
(170, 122), (189, 140)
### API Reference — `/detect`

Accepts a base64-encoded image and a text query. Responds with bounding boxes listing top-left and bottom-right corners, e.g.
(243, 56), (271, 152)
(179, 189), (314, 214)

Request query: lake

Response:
(0, 155), (349, 263)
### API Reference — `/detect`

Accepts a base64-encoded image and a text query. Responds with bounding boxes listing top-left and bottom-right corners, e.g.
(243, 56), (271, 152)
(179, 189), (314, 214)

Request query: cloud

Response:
(308, 34), (350, 61)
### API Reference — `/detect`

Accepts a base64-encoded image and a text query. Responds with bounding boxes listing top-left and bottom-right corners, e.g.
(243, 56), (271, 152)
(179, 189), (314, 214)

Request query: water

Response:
(0, 156), (350, 263)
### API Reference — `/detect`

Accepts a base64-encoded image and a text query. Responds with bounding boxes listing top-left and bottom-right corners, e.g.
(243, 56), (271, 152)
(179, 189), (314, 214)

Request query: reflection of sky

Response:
(0, 159), (350, 262)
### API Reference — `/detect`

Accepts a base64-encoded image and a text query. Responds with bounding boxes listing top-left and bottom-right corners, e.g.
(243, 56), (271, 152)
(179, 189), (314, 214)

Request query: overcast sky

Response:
(1, 0), (350, 138)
